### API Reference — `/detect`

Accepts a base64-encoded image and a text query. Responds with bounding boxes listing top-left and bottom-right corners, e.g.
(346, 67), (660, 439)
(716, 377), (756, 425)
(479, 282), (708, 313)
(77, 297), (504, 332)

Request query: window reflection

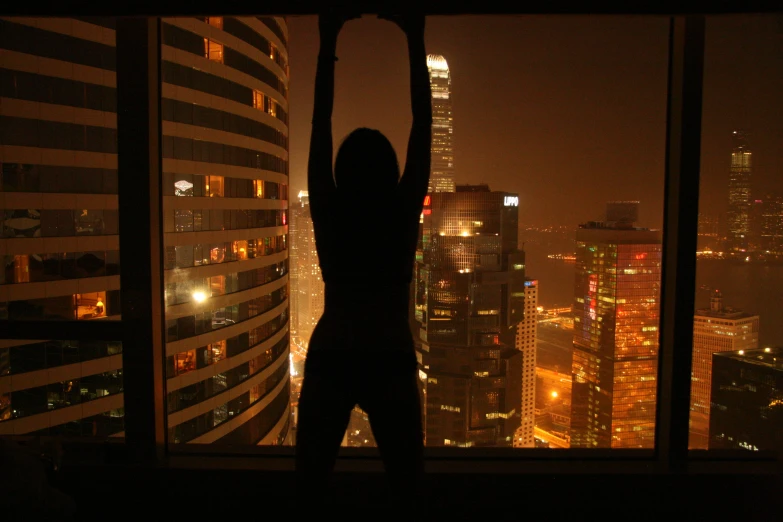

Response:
(165, 286), (286, 342)
(2, 290), (119, 321)
(164, 173), (287, 200)
(4, 369), (123, 419)
(3, 209), (119, 238)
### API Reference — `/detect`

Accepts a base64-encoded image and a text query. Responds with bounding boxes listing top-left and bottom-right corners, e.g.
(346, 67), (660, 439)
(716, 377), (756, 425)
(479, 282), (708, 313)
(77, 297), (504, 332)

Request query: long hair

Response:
(334, 128), (400, 196)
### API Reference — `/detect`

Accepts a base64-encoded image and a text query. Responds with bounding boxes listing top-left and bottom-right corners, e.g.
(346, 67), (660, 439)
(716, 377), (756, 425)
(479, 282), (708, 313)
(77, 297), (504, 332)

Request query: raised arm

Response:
(383, 15), (432, 211)
(308, 15), (351, 217)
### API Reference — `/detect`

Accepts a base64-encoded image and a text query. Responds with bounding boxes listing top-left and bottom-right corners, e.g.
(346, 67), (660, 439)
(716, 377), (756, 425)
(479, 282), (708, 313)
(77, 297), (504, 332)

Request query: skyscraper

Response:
(287, 190), (323, 443)
(570, 202), (662, 449)
(1, 17), (125, 435)
(513, 278), (538, 448)
(426, 55), (455, 193)
(162, 16), (291, 446)
(289, 190), (323, 350)
(690, 291), (759, 449)
(727, 130), (752, 251)
(759, 193), (783, 254)
(413, 184), (525, 447)
(0, 16), (293, 446)
(710, 347), (783, 452)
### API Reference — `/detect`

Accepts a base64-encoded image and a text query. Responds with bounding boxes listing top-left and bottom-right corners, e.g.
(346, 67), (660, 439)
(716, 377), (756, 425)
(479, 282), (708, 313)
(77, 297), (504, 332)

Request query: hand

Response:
(378, 13), (425, 37)
(318, 12), (360, 39)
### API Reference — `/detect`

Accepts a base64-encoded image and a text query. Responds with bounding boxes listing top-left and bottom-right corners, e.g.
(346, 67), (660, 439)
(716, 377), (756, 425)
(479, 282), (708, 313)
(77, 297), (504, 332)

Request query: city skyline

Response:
(1, 14), (781, 453)
(287, 15), (783, 228)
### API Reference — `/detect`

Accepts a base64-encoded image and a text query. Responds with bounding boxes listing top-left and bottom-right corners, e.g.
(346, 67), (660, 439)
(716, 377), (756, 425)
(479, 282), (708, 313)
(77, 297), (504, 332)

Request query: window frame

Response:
(0, 5), (780, 477)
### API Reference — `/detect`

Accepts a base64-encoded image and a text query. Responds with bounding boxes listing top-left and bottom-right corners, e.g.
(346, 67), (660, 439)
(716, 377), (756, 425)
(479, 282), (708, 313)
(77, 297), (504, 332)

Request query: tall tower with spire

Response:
(426, 55), (456, 193)
(727, 130), (752, 251)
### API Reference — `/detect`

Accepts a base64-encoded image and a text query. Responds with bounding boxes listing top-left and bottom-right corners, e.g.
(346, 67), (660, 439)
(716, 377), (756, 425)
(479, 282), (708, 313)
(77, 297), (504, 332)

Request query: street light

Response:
(192, 291), (207, 303)
(551, 391), (558, 399)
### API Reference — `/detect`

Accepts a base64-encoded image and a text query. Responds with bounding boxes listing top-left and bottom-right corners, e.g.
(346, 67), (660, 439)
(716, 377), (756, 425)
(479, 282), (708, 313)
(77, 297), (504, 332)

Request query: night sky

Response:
(286, 15), (783, 229)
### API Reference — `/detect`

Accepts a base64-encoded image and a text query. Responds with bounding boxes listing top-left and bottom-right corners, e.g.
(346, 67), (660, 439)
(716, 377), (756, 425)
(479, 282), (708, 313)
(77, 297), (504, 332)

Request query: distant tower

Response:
(690, 291), (759, 449)
(290, 191), (324, 349)
(727, 130), (752, 251)
(570, 202), (663, 448)
(514, 279), (538, 448)
(427, 55), (455, 193)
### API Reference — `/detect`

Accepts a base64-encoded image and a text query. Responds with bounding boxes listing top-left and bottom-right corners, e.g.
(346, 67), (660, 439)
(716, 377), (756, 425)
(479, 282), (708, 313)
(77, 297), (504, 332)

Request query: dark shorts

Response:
(304, 348), (418, 380)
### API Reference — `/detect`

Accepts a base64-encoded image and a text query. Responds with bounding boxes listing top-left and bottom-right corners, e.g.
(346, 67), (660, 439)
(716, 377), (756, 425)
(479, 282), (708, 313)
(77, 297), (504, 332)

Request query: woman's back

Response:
(296, 14), (430, 513)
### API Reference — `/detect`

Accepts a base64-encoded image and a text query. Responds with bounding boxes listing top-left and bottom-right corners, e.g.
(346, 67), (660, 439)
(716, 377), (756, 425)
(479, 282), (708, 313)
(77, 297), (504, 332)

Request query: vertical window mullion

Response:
(656, 15), (705, 472)
(116, 17), (168, 462)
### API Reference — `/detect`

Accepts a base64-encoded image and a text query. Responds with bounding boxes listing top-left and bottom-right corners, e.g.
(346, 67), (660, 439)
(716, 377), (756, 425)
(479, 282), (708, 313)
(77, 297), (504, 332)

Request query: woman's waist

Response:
(309, 317), (415, 348)
(324, 282), (410, 307)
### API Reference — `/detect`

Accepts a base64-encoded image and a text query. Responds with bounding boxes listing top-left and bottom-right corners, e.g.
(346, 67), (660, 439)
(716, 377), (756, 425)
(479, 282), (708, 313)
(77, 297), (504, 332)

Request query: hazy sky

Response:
(286, 15), (783, 229)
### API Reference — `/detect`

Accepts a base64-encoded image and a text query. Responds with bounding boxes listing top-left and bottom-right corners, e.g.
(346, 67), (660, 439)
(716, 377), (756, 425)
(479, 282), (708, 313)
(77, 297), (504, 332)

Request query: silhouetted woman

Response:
(295, 13), (432, 512)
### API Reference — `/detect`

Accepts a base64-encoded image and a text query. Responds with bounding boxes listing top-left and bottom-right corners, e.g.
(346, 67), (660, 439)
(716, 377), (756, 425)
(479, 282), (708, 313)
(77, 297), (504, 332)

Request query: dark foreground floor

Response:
(47, 467), (783, 521)
(2, 438), (780, 522)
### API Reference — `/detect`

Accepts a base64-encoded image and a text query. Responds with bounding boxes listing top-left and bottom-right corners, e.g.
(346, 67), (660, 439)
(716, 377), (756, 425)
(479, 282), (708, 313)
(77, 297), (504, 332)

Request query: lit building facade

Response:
(727, 130), (752, 251)
(161, 16), (291, 445)
(513, 278), (538, 448)
(0, 16), (292, 445)
(426, 55), (455, 193)
(288, 190), (323, 350)
(710, 347), (783, 452)
(759, 193), (783, 254)
(287, 190), (323, 444)
(413, 184), (525, 447)
(1, 17), (124, 435)
(570, 203), (662, 448)
(689, 291), (758, 449)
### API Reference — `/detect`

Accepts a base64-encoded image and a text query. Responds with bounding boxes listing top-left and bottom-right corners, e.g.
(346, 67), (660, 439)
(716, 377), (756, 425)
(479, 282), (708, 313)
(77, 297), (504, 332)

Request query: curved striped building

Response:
(0, 16), (291, 445)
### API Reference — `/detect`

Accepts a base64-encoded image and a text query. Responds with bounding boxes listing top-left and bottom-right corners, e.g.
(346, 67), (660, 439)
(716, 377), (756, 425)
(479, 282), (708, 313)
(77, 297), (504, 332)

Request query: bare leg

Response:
(362, 362), (425, 518)
(295, 364), (354, 507)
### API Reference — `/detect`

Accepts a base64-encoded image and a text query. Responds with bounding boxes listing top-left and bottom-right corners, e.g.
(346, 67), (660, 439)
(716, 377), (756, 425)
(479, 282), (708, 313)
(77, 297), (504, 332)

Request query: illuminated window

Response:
(204, 38), (224, 63)
(233, 240), (248, 260)
(269, 42), (278, 61)
(266, 96), (277, 117)
(75, 291), (106, 319)
(205, 16), (223, 29)
(210, 275), (226, 296)
(254, 179), (264, 198)
(209, 340), (227, 364)
(253, 89), (264, 110)
(14, 254), (30, 283)
(207, 175), (224, 197)
(175, 350), (196, 375)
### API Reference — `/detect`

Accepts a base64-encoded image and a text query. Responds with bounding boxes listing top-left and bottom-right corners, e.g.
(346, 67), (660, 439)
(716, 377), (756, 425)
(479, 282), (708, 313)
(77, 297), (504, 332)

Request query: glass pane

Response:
(0, 16), (121, 323)
(161, 16), (291, 446)
(0, 17), (124, 439)
(285, 15), (669, 449)
(690, 14), (783, 454)
(0, 339), (124, 437)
